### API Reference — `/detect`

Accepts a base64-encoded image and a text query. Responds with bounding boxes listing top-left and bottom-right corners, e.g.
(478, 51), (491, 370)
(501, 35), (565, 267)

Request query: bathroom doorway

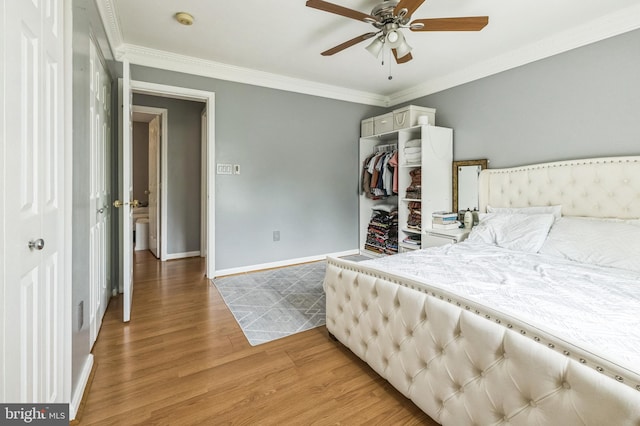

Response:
(132, 106), (166, 259)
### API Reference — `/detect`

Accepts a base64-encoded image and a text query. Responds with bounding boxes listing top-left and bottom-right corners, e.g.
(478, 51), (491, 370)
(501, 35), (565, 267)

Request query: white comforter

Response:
(360, 241), (640, 377)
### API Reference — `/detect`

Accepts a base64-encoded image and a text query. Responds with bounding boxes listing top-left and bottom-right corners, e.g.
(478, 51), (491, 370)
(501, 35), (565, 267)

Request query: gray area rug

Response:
(213, 255), (368, 346)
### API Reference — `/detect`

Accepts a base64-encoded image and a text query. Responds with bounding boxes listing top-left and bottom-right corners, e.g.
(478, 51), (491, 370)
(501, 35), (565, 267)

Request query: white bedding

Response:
(360, 241), (640, 380)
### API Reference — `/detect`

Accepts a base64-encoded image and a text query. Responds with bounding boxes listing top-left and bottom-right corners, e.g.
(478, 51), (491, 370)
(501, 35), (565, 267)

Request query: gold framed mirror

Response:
(452, 159), (488, 213)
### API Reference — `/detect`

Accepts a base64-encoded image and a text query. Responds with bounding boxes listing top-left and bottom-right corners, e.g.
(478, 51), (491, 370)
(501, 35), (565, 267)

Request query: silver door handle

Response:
(28, 238), (45, 250)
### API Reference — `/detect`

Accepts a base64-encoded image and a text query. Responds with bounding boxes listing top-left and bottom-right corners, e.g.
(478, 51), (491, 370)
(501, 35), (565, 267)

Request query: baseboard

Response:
(165, 250), (201, 260)
(214, 249), (359, 277)
(69, 354), (94, 422)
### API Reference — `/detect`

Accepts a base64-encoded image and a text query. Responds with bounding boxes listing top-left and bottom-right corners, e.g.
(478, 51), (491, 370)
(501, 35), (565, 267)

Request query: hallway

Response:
(76, 252), (435, 424)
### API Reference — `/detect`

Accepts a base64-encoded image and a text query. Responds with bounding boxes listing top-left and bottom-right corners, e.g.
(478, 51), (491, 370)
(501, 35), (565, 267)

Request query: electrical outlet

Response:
(273, 230), (280, 242)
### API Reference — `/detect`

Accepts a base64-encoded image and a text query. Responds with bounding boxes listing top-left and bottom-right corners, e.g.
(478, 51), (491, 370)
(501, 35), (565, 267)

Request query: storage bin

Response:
(361, 118), (374, 137)
(393, 105), (436, 130)
(373, 113), (394, 134)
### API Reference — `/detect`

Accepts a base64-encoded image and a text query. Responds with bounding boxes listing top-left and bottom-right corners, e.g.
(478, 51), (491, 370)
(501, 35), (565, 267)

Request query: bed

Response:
(324, 156), (640, 425)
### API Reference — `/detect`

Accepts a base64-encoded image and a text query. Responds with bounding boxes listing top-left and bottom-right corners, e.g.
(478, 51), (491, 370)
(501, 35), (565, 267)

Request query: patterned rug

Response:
(213, 262), (327, 345)
(213, 256), (368, 346)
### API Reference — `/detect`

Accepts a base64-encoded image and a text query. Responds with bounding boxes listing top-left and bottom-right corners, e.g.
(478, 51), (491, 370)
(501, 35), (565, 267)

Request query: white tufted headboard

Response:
(478, 156), (640, 218)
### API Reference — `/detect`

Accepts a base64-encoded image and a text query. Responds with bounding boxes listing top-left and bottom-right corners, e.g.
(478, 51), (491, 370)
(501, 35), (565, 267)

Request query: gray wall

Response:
(132, 122), (149, 205)
(131, 65), (385, 270)
(132, 94), (204, 254)
(403, 28), (640, 168)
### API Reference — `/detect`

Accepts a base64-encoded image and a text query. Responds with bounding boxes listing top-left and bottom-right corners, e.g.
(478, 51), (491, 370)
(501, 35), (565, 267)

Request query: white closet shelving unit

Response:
(359, 125), (452, 255)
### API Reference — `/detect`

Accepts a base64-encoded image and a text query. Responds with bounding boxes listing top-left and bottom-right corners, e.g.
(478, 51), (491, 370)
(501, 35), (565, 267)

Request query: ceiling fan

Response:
(306, 0), (489, 64)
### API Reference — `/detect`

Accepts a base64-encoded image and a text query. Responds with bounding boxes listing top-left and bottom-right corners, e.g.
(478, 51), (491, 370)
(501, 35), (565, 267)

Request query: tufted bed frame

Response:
(324, 156), (640, 425)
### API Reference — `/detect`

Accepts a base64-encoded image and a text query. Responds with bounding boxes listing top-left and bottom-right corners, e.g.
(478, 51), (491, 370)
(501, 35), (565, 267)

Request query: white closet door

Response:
(1, 0), (67, 403)
(89, 37), (111, 349)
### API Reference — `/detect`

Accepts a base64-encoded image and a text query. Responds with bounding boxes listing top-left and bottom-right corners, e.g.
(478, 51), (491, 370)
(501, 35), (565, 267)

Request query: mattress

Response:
(359, 241), (640, 387)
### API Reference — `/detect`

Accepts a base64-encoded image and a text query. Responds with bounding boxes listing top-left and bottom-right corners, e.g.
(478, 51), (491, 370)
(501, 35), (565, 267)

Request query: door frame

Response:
(200, 109), (207, 257)
(131, 105), (167, 260)
(130, 80), (216, 277)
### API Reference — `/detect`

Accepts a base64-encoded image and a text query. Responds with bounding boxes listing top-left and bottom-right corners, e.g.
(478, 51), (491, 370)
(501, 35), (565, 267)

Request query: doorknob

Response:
(114, 200), (139, 208)
(28, 238), (45, 250)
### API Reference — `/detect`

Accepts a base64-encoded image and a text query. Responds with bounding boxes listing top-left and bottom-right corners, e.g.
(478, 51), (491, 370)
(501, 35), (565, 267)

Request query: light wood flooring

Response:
(78, 251), (439, 425)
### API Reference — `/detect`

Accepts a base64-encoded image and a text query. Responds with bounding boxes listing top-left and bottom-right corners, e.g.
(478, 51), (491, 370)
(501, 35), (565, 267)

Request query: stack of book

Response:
(431, 211), (461, 230)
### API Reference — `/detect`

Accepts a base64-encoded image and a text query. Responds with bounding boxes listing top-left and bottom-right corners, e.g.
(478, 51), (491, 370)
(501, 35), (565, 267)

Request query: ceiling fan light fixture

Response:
(365, 36), (385, 58)
(396, 39), (412, 58)
(386, 29), (404, 48)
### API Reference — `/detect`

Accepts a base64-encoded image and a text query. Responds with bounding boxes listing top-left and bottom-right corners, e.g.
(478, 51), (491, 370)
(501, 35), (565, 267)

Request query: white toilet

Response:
(135, 218), (149, 251)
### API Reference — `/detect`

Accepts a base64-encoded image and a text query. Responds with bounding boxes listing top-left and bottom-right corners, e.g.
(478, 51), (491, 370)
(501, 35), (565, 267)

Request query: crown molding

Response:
(387, 3), (640, 106)
(96, 0), (639, 108)
(117, 44), (389, 107)
(95, 0), (123, 53)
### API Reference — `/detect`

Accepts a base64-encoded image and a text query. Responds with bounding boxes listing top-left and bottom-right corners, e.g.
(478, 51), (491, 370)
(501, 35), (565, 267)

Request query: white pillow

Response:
(539, 217), (640, 273)
(467, 213), (555, 253)
(487, 205), (562, 219)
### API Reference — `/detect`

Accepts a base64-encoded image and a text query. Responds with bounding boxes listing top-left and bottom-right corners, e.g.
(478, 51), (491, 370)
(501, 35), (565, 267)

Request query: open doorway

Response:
(119, 79), (216, 280)
(132, 106), (166, 259)
(130, 93), (208, 265)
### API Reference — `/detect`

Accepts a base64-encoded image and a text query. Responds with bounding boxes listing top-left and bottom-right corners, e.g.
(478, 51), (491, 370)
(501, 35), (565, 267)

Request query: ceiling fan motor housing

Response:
(370, 0), (410, 28)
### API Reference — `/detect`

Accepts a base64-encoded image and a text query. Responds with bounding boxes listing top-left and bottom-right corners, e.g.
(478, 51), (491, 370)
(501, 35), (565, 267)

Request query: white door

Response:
(0, 0), (67, 403)
(148, 116), (160, 258)
(89, 37), (111, 348)
(117, 62), (134, 322)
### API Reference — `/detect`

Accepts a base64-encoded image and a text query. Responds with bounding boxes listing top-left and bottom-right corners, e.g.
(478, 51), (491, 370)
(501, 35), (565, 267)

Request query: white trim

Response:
(95, 0), (123, 54)
(200, 109), (207, 258)
(119, 44), (389, 107)
(130, 80), (216, 278)
(387, 4), (640, 106)
(97, 1), (640, 107)
(69, 354), (94, 421)
(165, 251), (201, 260)
(214, 249), (360, 277)
(63, 0), (74, 406)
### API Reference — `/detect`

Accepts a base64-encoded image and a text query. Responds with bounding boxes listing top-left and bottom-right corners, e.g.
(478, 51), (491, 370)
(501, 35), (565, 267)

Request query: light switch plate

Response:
(217, 163), (232, 175)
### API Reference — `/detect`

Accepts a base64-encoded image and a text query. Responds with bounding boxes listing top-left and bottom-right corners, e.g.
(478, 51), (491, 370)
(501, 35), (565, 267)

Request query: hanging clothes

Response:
(361, 148), (397, 199)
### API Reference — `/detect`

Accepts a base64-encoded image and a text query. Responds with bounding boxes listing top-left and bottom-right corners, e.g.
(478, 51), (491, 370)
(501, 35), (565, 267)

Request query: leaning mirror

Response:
(452, 159), (488, 213)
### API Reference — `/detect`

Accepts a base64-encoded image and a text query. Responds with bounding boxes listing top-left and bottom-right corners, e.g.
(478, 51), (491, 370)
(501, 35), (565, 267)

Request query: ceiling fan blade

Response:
(392, 49), (413, 64)
(394, 0), (426, 18)
(321, 32), (378, 56)
(410, 16), (489, 31)
(306, 0), (376, 23)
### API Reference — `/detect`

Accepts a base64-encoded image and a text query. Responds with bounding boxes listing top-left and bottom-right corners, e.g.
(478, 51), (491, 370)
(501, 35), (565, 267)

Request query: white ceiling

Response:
(99, 0), (640, 106)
